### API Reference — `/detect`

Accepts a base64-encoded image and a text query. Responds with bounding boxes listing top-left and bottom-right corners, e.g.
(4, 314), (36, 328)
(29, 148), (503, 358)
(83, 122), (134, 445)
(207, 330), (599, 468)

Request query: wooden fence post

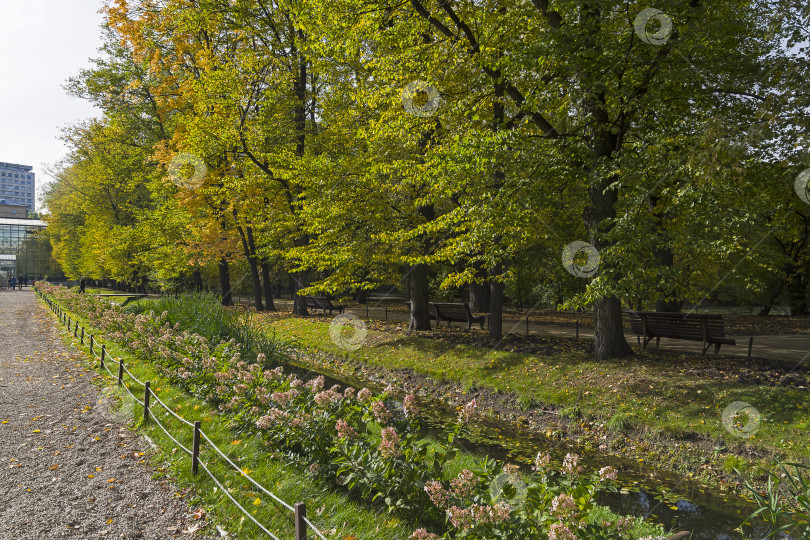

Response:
(117, 359), (124, 386)
(143, 382), (151, 422)
(89, 335), (94, 355)
(74, 322), (79, 338)
(191, 421), (201, 475)
(80, 327), (85, 345)
(100, 344), (106, 370)
(294, 502), (307, 540)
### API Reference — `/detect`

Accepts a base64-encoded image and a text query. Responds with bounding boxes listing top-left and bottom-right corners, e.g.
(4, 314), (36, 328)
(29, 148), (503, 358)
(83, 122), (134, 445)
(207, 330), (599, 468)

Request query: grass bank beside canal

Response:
(258, 313), (810, 495)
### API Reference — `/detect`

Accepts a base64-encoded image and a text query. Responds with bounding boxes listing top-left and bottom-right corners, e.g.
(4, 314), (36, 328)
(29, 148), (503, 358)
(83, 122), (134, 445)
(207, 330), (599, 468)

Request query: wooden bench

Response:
(432, 302), (486, 330)
(625, 311), (736, 356)
(406, 302), (485, 329)
(304, 296), (345, 315)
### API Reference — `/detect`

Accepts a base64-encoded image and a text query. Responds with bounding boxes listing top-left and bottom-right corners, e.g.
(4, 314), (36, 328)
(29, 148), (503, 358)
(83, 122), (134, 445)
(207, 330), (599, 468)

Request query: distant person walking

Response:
(79, 277), (86, 293)
(9, 277), (16, 291)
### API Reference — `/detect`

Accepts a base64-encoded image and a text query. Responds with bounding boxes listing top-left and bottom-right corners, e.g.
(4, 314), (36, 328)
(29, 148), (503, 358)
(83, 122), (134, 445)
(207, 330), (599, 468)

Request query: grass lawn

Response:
(259, 313), (809, 490)
(44, 290), (671, 539)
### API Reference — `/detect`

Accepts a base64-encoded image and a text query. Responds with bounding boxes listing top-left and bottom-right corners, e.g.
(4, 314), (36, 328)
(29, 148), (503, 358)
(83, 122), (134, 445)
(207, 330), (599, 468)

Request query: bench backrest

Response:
(626, 311), (727, 339)
(431, 302), (472, 320)
(405, 301), (438, 317)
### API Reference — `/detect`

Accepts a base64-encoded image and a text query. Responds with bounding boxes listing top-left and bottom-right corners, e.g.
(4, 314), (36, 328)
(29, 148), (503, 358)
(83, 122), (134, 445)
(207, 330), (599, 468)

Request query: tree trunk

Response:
(292, 271), (309, 315)
(192, 269), (203, 292)
(584, 128), (633, 358)
(261, 260), (275, 311)
(489, 276), (504, 340)
(469, 280), (490, 312)
(218, 258), (233, 306)
(786, 263), (807, 316)
(592, 296), (631, 359)
(407, 264), (432, 331)
(758, 273), (786, 316)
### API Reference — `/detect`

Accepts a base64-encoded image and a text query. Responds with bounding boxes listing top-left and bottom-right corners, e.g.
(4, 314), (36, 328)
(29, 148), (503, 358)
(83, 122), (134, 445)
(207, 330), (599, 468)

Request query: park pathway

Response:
(0, 290), (213, 539)
(263, 298), (809, 368)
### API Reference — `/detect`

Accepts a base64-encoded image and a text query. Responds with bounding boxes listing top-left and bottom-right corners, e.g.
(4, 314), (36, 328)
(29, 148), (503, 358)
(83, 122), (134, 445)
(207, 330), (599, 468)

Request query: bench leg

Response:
(655, 336), (660, 349)
(714, 343), (720, 356)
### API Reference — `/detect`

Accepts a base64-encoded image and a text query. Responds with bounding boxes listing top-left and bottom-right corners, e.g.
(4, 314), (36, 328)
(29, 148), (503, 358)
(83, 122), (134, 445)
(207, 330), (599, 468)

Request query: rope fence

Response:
(39, 292), (325, 540)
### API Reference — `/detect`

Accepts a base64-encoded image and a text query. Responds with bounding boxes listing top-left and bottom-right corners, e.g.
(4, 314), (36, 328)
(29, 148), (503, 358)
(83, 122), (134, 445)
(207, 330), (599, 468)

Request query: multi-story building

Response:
(0, 162), (36, 210)
(0, 203), (63, 282)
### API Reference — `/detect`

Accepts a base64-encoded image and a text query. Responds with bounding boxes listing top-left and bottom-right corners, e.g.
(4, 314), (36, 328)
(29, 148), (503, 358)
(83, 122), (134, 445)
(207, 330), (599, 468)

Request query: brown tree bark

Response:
(261, 259), (275, 311)
(218, 258), (233, 306)
(407, 263), (432, 332)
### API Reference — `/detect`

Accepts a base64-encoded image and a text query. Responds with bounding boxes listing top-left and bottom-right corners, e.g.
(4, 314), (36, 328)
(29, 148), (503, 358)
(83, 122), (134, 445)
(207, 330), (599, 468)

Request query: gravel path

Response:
(0, 291), (214, 539)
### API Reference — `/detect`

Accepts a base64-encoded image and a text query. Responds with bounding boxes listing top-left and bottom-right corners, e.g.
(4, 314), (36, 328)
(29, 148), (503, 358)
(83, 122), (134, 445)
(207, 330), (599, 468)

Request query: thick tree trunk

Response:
(489, 276), (504, 340)
(592, 296), (631, 359)
(218, 258), (233, 306)
(408, 264), (432, 331)
(261, 260), (275, 311)
(584, 132), (633, 358)
(469, 280), (490, 313)
(758, 274), (786, 316)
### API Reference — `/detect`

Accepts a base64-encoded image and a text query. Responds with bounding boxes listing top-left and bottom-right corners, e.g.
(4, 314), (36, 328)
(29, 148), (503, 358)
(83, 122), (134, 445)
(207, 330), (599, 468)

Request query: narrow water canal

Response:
(299, 362), (774, 540)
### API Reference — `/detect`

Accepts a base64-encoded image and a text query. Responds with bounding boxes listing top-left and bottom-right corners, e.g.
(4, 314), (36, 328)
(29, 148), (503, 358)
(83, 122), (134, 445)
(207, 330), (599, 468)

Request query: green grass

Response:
(44, 293), (669, 539)
(260, 316), (810, 486)
(47, 303), (415, 539)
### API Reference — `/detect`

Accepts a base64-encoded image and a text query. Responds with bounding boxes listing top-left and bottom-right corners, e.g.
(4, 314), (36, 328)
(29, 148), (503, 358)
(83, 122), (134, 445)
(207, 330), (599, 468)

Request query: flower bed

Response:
(36, 284), (667, 539)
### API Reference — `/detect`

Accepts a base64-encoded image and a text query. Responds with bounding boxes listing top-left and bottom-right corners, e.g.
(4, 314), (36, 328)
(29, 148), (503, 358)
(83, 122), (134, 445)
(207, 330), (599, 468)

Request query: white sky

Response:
(0, 1), (105, 210)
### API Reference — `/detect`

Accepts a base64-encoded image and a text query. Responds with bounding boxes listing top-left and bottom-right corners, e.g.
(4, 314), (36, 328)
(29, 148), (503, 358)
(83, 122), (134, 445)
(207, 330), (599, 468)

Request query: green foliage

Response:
(738, 462), (810, 539)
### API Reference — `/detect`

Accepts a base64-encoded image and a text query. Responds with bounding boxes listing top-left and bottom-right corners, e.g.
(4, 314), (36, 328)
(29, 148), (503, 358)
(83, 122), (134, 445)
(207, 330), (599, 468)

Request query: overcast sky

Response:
(0, 1), (105, 209)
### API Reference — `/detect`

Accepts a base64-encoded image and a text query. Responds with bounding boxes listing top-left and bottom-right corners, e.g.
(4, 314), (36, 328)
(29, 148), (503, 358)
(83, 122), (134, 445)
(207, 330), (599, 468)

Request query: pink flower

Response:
(378, 427), (401, 458)
(549, 522), (576, 540)
(357, 387), (371, 401)
(403, 394), (418, 417)
(551, 493), (578, 517)
(314, 389), (340, 407)
(450, 469), (477, 498)
(255, 409), (289, 429)
(371, 400), (392, 423)
(489, 503), (511, 523)
(562, 453), (580, 475)
(599, 466), (618, 482)
(308, 463), (322, 475)
(424, 480), (449, 508)
(344, 387), (356, 400)
(534, 452), (551, 470)
(410, 529), (440, 540)
(308, 375), (325, 392)
(335, 419), (356, 439)
(459, 399), (477, 422)
(502, 463), (520, 475)
(448, 505), (473, 530)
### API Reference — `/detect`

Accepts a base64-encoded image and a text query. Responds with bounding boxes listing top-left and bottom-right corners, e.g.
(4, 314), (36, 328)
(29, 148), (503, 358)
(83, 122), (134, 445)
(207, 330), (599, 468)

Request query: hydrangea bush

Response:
(37, 284), (668, 539)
